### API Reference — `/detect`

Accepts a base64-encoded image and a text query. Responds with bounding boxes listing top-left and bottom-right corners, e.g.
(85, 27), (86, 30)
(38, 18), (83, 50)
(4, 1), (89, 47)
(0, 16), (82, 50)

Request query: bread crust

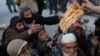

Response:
(59, 2), (84, 33)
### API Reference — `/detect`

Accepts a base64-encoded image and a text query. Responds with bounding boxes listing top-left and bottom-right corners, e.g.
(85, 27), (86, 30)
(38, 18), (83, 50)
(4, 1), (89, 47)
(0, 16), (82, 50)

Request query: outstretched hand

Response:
(82, 0), (94, 12)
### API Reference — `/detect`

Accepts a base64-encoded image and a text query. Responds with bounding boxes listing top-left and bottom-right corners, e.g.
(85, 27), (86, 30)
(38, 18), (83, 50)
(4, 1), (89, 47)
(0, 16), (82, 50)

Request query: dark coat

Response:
(23, 14), (59, 28)
(31, 49), (39, 56)
(34, 38), (51, 56)
(1, 27), (33, 44)
(23, 14), (59, 40)
(0, 45), (9, 56)
(1, 14), (59, 45)
(36, 0), (44, 15)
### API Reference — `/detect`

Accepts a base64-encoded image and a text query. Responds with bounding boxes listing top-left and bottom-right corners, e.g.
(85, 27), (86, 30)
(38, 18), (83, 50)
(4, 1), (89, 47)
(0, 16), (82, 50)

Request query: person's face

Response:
(91, 36), (99, 46)
(23, 9), (32, 19)
(20, 48), (31, 56)
(38, 30), (49, 41)
(15, 22), (24, 31)
(62, 41), (77, 56)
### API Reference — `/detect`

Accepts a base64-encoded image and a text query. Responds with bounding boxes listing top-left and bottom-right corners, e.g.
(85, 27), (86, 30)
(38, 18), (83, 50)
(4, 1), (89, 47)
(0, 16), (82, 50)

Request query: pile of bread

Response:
(59, 2), (84, 32)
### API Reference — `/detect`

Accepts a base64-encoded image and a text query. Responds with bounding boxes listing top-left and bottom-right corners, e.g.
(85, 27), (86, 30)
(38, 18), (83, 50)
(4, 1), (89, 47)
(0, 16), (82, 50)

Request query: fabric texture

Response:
(7, 39), (27, 56)
(10, 16), (23, 26)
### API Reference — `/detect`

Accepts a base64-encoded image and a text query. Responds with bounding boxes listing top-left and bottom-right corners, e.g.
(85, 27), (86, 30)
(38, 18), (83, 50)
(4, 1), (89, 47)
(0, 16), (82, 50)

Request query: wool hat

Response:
(7, 39), (28, 56)
(20, 6), (31, 16)
(10, 16), (23, 26)
(61, 33), (76, 43)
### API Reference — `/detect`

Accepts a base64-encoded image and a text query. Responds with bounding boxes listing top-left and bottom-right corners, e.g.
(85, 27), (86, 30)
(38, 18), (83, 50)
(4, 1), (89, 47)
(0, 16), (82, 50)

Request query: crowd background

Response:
(0, 0), (100, 56)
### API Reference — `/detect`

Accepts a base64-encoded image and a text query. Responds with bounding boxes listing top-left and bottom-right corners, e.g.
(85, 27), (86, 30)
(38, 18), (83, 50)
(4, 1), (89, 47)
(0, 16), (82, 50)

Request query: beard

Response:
(63, 51), (77, 56)
(24, 17), (33, 24)
(17, 28), (25, 32)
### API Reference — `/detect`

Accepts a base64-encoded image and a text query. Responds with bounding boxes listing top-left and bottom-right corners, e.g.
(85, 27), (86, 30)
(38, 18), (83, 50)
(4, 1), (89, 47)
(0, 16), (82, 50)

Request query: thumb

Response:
(32, 20), (35, 24)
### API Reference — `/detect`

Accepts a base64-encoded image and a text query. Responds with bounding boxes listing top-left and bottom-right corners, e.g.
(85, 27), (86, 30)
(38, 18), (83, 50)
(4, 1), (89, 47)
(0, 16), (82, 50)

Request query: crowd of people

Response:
(0, 0), (100, 56)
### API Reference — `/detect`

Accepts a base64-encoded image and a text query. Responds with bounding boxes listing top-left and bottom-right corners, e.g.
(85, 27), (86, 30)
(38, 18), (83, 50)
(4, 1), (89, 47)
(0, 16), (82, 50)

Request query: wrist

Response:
(28, 29), (33, 35)
(91, 5), (96, 12)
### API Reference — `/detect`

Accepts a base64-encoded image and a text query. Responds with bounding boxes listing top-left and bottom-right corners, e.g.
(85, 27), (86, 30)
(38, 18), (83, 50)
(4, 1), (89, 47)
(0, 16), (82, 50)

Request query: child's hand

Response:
(31, 24), (43, 33)
(47, 41), (53, 48)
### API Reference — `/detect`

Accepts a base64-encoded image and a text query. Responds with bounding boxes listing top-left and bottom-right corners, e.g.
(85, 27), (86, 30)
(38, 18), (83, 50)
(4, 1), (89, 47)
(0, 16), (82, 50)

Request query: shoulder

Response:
(5, 27), (16, 34)
(77, 48), (85, 56)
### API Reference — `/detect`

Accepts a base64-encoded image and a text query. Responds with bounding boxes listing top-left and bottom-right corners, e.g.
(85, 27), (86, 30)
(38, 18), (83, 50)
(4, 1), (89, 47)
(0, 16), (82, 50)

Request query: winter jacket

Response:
(34, 38), (52, 56)
(2, 27), (33, 44)
(0, 45), (9, 56)
(23, 14), (59, 28)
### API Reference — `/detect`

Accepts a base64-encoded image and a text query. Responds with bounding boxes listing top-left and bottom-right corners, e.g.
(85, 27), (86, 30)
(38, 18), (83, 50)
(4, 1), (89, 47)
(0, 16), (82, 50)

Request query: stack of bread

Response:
(59, 2), (84, 33)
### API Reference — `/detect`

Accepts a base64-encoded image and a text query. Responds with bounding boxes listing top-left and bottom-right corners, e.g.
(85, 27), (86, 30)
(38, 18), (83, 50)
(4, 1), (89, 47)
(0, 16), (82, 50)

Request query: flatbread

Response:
(59, 2), (84, 33)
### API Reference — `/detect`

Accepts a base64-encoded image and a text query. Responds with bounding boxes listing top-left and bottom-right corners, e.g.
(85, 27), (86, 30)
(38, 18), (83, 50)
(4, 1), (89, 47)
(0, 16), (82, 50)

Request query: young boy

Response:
(35, 28), (55, 56)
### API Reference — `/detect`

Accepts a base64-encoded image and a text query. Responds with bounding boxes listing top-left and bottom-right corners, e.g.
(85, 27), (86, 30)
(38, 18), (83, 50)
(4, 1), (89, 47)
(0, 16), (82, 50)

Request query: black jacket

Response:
(23, 14), (59, 27)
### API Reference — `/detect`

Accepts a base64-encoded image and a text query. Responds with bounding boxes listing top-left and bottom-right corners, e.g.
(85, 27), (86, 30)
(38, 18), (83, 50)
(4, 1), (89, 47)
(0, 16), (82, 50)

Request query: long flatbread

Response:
(59, 2), (84, 33)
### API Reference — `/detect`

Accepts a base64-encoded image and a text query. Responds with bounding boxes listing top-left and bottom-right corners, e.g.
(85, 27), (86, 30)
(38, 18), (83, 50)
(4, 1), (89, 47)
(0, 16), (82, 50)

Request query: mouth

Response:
(45, 36), (49, 40)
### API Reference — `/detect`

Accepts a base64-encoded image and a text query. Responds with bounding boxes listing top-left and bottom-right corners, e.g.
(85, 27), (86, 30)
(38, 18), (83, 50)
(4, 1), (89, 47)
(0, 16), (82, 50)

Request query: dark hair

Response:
(20, 7), (32, 18)
(94, 18), (100, 27)
(10, 16), (23, 27)
(85, 33), (99, 56)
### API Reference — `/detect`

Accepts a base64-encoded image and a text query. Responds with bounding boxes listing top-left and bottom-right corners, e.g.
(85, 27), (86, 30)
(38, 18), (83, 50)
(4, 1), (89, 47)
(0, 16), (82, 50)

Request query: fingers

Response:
(31, 24), (42, 28)
(32, 20), (35, 24)
(59, 14), (65, 20)
(81, 0), (94, 12)
(82, 0), (89, 3)
(82, 3), (93, 12)
(47, 41), (53, 48)
(31, 24), (43, 33)
(31, 24), (40, 28)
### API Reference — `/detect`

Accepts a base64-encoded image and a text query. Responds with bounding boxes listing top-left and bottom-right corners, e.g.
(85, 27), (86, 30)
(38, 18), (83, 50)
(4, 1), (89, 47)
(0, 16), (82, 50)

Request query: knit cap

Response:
(7, 39), (28, 56)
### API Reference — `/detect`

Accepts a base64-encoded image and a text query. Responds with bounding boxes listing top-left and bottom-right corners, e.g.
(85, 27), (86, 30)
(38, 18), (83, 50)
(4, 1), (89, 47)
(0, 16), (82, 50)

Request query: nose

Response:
(28, 13), (32, 17)
(21, 24), (24, 28)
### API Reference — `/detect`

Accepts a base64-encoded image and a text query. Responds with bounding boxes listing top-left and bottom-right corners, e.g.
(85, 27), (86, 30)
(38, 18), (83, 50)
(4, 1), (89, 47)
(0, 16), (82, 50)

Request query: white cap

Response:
(62, 33), (76, 43)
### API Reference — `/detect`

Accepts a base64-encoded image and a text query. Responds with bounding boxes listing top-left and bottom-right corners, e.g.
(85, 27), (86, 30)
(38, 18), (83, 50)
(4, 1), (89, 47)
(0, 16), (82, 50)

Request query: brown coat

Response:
(3, 27), (31, 44)
(14, 0), (38, 13)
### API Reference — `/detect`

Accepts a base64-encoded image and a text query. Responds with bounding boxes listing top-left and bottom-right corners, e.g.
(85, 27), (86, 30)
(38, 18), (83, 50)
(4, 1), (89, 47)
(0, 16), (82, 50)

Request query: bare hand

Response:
(31, 24), (43, 33)
(59, 14), (64, 20)
(82, 0), (94, 12)
(47, 41), (53, 48)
